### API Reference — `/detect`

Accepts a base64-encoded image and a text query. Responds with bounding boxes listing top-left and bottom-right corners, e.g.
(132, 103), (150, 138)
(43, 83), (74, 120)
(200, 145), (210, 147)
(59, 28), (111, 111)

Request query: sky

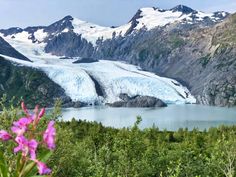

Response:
(0, 0), (236, 29)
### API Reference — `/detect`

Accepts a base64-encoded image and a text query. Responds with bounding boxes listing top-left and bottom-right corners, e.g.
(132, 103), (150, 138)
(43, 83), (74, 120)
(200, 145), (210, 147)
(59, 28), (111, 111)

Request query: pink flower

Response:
(11, 117), (32, 136)
(38, 108), (45, 119)
(31, 105), (39, 121)
(43, 121), (56, 150)
(28, 139), (38, 159)
(21, 102), (30, 117)
(14, 136), (28, 156)
(14, 136), (38, 159)
(13, 117), (32, 127)
(35, 161), (51, 175)
(21, 102), (45, 123)
(0, 130), (12, 141)
(34, 107), (46, 124)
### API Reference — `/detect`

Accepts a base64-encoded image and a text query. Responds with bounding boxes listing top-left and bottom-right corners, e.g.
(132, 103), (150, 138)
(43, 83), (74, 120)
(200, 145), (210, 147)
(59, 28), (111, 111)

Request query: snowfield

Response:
(72, 18), (131, 46)
(0, 6), (226, 47)
(0, 33), (196, 105)
(70, 7), (225, 45)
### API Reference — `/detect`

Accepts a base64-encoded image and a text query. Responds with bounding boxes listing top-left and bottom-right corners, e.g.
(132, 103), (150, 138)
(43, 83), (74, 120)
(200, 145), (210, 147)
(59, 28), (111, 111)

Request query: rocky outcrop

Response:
(60, 98), (88, 108)
(106, 93), (167, 107)
(44, 32), (94, 57)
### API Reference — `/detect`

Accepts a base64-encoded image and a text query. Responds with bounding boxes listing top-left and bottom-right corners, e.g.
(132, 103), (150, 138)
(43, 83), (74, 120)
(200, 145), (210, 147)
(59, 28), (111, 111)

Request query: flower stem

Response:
(18, 156), (27, 177)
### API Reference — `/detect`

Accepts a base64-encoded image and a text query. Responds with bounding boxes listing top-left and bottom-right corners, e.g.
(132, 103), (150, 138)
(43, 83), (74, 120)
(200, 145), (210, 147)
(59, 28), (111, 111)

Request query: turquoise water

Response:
(61, 104), (236, 131)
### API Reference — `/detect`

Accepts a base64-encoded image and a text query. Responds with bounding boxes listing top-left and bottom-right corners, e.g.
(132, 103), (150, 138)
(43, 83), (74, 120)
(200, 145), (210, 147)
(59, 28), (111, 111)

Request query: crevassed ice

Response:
(1, 27), (196, 105)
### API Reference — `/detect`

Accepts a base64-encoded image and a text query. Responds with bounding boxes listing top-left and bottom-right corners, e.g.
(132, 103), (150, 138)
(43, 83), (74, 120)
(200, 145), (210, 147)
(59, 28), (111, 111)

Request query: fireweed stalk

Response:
(0, 102), (56, 176)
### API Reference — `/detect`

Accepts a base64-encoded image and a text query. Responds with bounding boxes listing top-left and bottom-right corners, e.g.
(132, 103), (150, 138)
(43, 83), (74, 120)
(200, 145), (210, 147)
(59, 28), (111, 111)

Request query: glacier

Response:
(0, 32), (196, 105)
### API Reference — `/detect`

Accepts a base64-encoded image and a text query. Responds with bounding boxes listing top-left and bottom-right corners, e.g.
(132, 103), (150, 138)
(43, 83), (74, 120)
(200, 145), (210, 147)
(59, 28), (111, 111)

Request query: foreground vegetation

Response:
(53, 120), (236, 177)
(0, 100), (236, 177)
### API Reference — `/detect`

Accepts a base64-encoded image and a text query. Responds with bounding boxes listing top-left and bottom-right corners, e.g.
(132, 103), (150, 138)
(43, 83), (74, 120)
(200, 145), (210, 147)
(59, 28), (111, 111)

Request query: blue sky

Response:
(0, 0), (236, 28)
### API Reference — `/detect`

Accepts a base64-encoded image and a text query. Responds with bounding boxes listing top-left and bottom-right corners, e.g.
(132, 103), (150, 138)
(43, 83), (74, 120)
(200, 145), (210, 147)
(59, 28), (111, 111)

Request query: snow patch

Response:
(134, 8), (223, 31)
(34, 29), (48, 42)
(135, 8), (185, 30)
(61, 28), (69, 33)
(9, 31), (32, 43)
(72, 18), (131, 46)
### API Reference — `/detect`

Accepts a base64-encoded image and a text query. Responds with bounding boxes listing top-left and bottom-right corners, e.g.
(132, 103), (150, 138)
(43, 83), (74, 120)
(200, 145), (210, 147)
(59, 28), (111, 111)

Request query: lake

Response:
(61, 104), (236, 131)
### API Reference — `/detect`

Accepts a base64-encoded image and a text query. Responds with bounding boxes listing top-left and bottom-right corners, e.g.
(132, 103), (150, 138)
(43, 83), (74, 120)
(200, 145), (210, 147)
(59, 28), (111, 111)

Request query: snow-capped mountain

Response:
(0, 5), (201, 105)
(0, 5), (234, 107)
(0, 5), (229, 47)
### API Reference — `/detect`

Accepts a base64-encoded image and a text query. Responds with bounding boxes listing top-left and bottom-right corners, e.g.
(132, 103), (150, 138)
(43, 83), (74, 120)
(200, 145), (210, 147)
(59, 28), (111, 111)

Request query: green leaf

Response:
(0, 151), (9, 177)
(12, 153), (22, 177)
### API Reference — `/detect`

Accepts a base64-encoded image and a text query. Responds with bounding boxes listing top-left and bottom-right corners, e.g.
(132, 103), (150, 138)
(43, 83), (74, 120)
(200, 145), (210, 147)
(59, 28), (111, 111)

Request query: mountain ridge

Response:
(0, 5), (235, 107)
(0, 5), (229, 46)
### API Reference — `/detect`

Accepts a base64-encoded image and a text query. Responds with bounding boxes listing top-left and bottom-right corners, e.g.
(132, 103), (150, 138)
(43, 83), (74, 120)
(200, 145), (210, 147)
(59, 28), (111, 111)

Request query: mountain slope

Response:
(0, 37), (30, 61)
(92, 13), (236, 106)
(0, 5), (228, 49)
(0, 5), (234, 106)
(0, 56), (70, 107)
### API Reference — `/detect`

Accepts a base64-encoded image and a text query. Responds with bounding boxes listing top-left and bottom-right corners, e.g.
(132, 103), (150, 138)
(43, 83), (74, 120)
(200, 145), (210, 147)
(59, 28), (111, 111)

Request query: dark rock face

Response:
(44, 32), (94, 57)
(0, 37), (30, 61)
(170, 5), (195, 14)
(61, 100), (88, 108)
(0, 27), (23, 36)
(119, 93), (130, 102)
(125, 9), (143, 35)
(87, 74), (105, 97)
(45, 15), (74, 35)
(107, 93), (167, 107)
